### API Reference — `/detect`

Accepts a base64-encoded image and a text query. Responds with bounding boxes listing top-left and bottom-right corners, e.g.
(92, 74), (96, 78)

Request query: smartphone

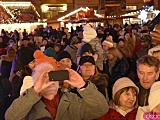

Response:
(48, 70), (69, 81)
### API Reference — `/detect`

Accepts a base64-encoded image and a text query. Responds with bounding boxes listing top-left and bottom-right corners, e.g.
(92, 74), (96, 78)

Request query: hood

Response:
(83, 24), (97, 43)
(90, 73), (108, 86)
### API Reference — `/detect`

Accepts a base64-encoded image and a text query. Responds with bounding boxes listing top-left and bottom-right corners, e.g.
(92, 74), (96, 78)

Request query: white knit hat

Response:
(83, 24), (97, 43)
(148, 81), (160, 111)
(112, 77), (139, 99)
(102, 40), (114, 47)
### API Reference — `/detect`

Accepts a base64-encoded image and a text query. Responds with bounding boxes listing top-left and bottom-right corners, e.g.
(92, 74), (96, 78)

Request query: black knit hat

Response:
(18, 46), (35, 66)
(57, 51), (72, 62)
(79, 56), (95, 66)
(80, 43), (94, 56)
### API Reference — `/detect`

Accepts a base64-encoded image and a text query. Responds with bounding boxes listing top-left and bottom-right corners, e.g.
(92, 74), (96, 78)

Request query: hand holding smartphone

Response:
(48, 70), (69, 81)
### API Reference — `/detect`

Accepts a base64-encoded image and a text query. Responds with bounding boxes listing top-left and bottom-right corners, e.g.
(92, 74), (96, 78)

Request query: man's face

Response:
(82, 52), (93, 56)
(141, 41), (150, 49)
(58, 58), (72, 69)
(137, 64), (159, 89)
(38, 69), (59, 100)
(80, 62), (95, 79)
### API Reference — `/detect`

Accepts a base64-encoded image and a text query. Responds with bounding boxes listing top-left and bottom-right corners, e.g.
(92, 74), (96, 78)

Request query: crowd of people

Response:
(0, 22), (160, 120)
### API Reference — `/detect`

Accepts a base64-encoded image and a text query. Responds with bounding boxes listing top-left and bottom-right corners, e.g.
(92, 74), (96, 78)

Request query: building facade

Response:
(1, 0), (159, 27)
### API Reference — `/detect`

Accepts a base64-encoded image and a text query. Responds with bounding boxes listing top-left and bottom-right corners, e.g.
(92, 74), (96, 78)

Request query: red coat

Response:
(97, 108), (137, 120)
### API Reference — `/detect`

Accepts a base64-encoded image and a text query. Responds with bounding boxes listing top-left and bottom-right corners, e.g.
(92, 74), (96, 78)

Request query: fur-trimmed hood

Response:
(89, 73), (108, 86)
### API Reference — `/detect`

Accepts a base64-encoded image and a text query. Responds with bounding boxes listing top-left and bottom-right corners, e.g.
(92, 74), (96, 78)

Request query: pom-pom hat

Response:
(33, 50), (58, 70)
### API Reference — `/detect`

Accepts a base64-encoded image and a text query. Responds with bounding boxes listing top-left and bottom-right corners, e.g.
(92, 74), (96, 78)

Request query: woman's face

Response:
(119, 88), (137, 111)
(125, 33), (131, 40)
(58, 58), (72, 69)
(107, 51), (114, 60)
(54, 46), (61, 52)
(118, 41), (125, 47)
(42, 40), (48, 46)
(80, 62), (95, 79)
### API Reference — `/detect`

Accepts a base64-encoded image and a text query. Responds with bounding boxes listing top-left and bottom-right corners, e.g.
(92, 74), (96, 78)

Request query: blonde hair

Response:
(107, 47), (123, 59)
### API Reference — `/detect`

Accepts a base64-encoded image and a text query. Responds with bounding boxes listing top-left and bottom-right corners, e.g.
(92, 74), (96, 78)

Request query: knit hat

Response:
(103, 40), (114, 47)
(33, 50), (58, 70)
(148, 81), (160, 111)
(79, 56), (95, 66)
(44, 47), (57, 59)
(112, 77), (139, 100)
(70, 36), (82, 45)
(141, 35), (151, 43)
(56, 51), (72, 62)
(18, 46), (35, 66)
(83, 24), (97, 42)
(80, 43), (95, 56)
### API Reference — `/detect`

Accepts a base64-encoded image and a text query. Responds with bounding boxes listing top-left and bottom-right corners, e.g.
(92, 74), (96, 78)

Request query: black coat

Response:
(104, 57), (128, 100)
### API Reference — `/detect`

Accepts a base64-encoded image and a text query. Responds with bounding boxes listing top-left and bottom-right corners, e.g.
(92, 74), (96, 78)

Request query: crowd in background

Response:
(0, 22), (160, 120)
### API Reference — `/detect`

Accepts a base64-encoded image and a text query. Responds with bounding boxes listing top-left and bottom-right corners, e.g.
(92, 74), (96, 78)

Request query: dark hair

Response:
(22, 65), (33, 77)
(137, 55), (160, 73)
(118, 38), (125, 43)
(124, 31), (129, 37)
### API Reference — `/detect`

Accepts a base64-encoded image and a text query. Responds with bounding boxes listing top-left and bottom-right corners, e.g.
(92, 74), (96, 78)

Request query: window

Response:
(126, 6), (137, 11)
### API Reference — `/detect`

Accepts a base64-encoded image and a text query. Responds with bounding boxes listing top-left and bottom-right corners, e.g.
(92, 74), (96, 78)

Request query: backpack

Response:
(0, 76), (12, 120)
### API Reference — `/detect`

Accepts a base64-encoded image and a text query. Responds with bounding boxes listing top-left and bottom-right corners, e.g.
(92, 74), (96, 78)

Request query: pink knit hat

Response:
(112, 77), (139, 99)
(148, 81), (160, 111)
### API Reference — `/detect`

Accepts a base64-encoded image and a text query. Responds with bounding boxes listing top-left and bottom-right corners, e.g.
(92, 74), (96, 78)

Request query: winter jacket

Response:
(64, 45), (78, 61)
(77, 37), (104, 71)
(5, 82), (109, 120)
(136, 82), (150, 106)
(88, 73), (108, 99)
(97, 101), (137, 120)
(104, 57), (127, 100)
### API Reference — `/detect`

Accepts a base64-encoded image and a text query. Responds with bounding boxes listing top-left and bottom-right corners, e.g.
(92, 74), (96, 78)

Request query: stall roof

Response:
(0, 3), (12, 22)
(47, 7), (103, 23)
(0, 2), (40, 23)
